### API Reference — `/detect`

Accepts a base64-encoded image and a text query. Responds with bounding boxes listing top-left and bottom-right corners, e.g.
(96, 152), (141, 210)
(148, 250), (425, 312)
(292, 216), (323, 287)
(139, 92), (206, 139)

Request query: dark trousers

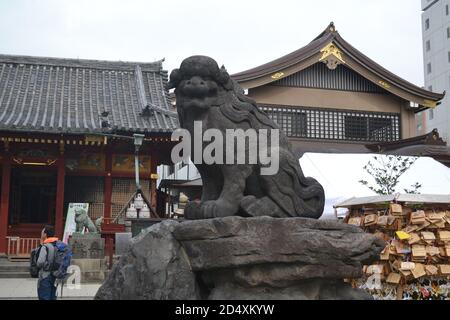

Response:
(38, 276), (57, 300)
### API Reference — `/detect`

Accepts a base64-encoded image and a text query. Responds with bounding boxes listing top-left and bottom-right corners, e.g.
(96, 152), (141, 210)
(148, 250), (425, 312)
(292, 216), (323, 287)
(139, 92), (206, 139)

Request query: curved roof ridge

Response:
(312, 21), (336, 41)
(231, 23), (445, 104)
(232, 32), (334, 81)
(333, 33), (444, 100)
(0, 53), (164, 72)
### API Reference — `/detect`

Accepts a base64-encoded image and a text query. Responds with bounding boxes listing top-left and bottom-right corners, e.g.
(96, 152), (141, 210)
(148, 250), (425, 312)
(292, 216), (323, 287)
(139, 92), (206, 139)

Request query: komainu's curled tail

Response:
(262, 148), (325, 219)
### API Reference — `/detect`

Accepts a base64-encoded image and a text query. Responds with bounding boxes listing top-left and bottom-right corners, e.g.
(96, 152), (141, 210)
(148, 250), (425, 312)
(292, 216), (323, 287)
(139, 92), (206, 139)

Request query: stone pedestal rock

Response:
(95, 216), (384, 300)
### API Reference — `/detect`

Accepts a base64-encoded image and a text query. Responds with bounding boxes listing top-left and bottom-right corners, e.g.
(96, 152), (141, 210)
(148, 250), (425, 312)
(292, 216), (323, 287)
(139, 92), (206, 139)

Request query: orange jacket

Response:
(43, 237), (59, 244)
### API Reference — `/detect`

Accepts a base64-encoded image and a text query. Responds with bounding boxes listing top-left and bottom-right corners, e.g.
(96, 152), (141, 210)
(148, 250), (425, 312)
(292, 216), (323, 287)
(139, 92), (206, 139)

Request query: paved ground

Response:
(0, 278), (101, 300)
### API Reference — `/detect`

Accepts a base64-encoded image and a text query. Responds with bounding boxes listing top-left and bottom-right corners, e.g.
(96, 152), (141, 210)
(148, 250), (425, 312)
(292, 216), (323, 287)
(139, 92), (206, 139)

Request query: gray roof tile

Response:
(0, 54), (179, 134)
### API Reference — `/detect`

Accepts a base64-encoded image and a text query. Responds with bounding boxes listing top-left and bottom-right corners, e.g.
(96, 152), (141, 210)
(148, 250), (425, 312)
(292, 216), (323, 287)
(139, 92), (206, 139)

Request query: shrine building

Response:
(0, 54), (178, 256)
(232, 23), (446, 158)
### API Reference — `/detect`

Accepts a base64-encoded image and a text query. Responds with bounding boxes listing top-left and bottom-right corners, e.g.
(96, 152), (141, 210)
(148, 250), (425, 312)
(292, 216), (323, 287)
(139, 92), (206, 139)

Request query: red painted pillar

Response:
(0, 154), (11, 255)
(55, 154), (65, 239)
(104, 152), (112, 224)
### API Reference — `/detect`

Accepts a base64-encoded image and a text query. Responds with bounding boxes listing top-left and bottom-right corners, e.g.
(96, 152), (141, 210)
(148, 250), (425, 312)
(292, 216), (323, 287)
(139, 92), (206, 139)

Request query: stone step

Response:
(0, 271), (31, 279)
(0, 258), (31, 278)
(0, 259), (29, 265)
(8, 258), (30, 263)
(0, 265), (29, 272)
(0, 259), (28, 264)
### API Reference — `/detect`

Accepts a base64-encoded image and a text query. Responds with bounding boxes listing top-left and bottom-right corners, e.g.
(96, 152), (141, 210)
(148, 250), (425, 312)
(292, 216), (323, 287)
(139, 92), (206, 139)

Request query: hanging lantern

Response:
(126, 203), (138, 219)
(140, 204), (151, 219)
(134, 193), (144, 209)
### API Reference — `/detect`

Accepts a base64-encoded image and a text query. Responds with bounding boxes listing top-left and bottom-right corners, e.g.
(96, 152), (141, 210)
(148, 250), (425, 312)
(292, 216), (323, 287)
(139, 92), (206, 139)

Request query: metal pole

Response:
(187, 162), (190, 180)
(135, 148), (141, 191)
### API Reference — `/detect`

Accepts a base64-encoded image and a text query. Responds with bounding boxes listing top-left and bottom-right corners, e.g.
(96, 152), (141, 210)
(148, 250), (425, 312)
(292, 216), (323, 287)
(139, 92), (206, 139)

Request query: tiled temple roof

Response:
(0, 54), (178, 135)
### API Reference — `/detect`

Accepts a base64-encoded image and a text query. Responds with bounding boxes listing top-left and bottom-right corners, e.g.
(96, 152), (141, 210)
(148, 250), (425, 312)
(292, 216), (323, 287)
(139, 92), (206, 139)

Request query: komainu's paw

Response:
(199, 199), (238, 219)
(184, 202), (202, 220)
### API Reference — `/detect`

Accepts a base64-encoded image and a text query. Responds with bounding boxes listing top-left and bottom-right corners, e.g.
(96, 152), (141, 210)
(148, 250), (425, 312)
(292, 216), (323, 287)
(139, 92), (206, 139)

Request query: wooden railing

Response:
(6, 237), (40, 258)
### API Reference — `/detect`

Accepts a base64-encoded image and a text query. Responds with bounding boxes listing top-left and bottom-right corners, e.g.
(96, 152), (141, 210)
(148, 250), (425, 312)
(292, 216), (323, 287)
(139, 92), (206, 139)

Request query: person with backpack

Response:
(35, 225), (72, 300)
(36, 225), (59, 300)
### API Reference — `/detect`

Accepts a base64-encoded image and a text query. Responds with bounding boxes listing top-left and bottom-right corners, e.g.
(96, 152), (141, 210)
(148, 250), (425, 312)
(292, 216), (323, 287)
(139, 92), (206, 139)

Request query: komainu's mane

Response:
(218, 81), (278, 130)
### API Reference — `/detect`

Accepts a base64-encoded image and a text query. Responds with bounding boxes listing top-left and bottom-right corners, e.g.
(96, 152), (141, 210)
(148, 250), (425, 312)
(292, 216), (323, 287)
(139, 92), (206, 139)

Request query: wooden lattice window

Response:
(260, 104), (400, 143)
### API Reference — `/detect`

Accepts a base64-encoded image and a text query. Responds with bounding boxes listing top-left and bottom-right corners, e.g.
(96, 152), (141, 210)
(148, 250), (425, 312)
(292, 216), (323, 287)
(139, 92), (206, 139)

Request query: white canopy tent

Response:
(299, 153), (450, 219)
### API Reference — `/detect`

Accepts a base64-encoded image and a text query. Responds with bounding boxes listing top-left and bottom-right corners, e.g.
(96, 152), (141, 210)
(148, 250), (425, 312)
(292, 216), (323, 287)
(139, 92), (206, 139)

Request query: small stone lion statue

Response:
(168, 56), (325, 220)
(75, 208), (98, 233)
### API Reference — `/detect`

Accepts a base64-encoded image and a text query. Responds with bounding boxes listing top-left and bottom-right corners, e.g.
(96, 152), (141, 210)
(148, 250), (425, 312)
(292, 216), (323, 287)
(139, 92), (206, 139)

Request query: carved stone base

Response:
(95, 217), (384, 300)
(69, 233), (105, 259)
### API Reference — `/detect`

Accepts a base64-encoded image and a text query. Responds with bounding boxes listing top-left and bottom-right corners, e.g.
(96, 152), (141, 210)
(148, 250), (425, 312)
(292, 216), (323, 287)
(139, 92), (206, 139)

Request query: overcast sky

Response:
(0, 0), (425, 85)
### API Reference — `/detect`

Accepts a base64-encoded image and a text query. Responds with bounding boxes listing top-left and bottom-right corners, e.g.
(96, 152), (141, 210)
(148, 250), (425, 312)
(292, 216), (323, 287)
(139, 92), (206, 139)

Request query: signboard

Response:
(65, 153), (105, 172)
(62, 203), (89, 244)
(112, 154), (151, 175)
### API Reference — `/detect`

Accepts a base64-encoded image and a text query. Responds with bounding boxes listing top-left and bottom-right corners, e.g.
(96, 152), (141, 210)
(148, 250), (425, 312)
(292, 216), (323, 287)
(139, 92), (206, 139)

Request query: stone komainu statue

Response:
(168, 56), (325, 220)
(75, 208), (98, 233)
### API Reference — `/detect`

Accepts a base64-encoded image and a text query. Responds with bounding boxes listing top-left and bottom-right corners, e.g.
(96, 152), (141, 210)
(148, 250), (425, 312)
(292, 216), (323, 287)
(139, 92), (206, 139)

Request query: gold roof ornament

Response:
(319, 42), (345, 70)
(271, 72), (285, 80)
(85, 135), (105, 145)
(423, 99), (437, 108)
(378, 80), (391, 89)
